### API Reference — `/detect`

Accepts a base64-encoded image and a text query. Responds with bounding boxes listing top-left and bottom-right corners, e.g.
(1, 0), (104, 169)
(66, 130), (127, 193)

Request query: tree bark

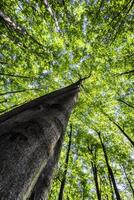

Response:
(58, 124), (72, 200)
(28, 133), (63, 200)
(108, 173), (114, 200)
(88, 145), (101, 200)
(97, 132), (121, 200)
(0, 81), (81, 200)
(91, 162), (101, 200)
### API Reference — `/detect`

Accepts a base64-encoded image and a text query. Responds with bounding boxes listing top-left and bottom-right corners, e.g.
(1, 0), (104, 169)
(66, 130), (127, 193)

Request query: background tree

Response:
(0, 0), (134, 199)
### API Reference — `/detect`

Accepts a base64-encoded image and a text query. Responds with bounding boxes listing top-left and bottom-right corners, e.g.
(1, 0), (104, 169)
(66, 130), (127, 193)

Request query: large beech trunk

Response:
(0, 81), (81, 200)
(28, 134), (63, 200)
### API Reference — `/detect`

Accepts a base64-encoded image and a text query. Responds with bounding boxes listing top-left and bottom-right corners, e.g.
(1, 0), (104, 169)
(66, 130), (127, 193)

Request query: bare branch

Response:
(0, 73), (35, 79)
(0, 10), (46, 49)
(115, 70), (134, 76)
(118, 99), (134, 109)
(0, 88), (42, 96)
(43, 0), (61, 33)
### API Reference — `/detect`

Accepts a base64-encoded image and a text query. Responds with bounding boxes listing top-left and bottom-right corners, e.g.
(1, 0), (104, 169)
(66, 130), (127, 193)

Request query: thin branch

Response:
(0, 61), (8, 65)
(115, 70), (134, 76)
(0, 73), (35, 79)
(76, 72), (92, 85)
(43, 0), (61, 33)
(102, 111), (134, 147)
(118, 99), (134, 109)
(95, 0), (104, 19)
(0, 10), (46, 49)
(121, 164), (134, 196)
(0, 100), (7, 104)
(0, 88), (42, 96)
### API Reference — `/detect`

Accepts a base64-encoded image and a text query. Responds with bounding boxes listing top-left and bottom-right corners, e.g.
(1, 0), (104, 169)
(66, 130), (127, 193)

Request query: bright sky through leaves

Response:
(0, 0), (134, 199)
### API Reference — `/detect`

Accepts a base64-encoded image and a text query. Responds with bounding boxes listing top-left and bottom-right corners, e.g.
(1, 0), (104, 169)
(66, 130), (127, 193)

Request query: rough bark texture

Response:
(28, 135), (63, 200)
(0, 81), (80, 200)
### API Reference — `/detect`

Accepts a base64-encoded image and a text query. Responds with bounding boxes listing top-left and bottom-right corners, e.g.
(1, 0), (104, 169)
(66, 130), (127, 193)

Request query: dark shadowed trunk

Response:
(97, 132), (121, 200)
(58, 124), (72, 200)
(88, 145), (101, 200)
(0, 81), (81, 200)
(91, 161), (101, 200)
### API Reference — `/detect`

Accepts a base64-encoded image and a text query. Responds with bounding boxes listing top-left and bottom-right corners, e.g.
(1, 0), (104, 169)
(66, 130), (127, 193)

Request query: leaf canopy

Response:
(0, 0), (134, 199)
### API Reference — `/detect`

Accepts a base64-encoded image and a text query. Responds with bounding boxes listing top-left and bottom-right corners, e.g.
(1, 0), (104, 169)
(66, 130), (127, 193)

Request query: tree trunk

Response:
(28, 134), (63, 200)
(97, 132), (121, 200)
(108, 173), (114, 200)
(58, 124), (72, 200)
(91, 162), (101, 200)
(88, 146), (101, 200)
(0, 81), (81, 200)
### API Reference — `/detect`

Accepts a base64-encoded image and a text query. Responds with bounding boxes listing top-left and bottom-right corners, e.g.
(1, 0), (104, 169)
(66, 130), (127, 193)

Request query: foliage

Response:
(0, 0), (134, 199)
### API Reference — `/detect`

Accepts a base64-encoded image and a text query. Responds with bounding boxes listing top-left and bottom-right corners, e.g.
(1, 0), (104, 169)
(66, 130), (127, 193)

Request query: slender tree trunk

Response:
(108, 173), (114, 200)
(58, 124), (72, 200)
(97, 132), (121, 200)
(91, 161), (101, 200)
(0, 81), (81, 200)
(99, 174), (102, 199)
(88, 146), (101, 200)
